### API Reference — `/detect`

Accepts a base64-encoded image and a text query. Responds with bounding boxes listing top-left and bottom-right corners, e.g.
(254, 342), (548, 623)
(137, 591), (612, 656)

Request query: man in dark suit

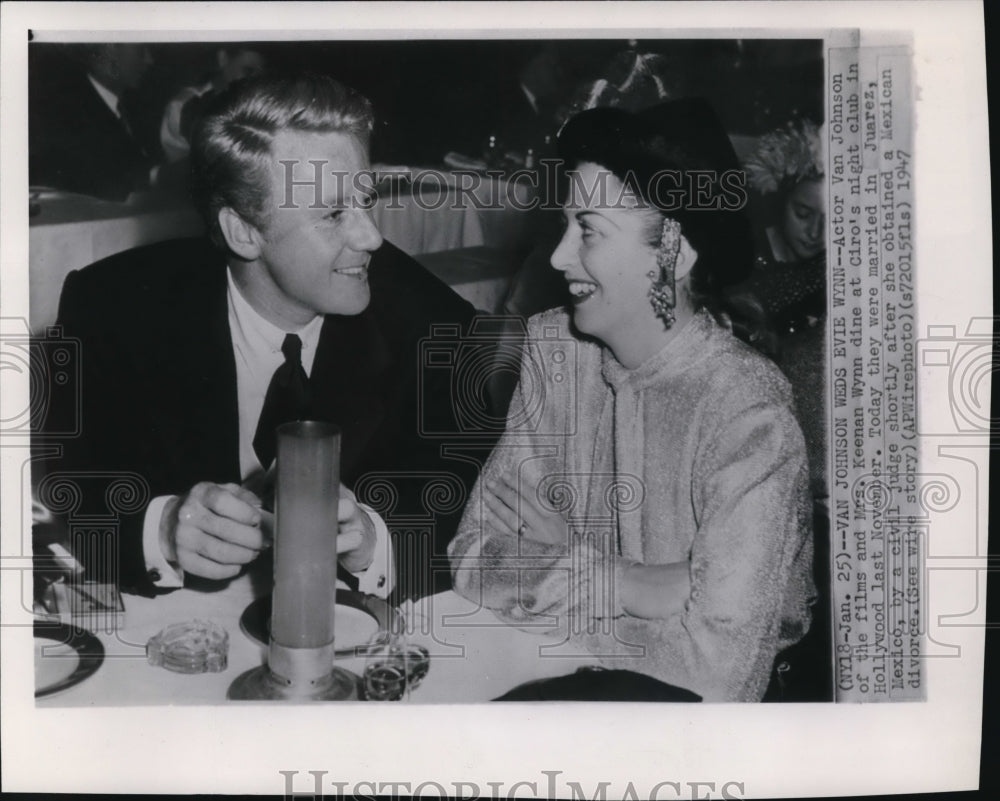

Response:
(29, 44), (159, 201)
(38, 74), (496, 600)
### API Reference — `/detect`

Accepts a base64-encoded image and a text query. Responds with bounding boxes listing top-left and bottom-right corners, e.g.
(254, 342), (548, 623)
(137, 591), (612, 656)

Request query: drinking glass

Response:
(362, 633), (430, 701)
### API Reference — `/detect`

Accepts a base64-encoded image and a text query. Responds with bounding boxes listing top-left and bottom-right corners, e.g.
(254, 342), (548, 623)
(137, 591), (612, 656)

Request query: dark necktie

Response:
(253, 334), (312, 469)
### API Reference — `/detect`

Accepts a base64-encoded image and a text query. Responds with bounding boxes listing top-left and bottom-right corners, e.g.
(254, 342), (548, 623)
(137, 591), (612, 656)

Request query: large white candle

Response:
(270, 421), (340, 650)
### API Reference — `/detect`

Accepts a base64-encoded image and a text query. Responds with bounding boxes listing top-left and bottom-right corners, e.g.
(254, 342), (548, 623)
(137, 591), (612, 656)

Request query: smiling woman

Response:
(551, 162), (679, 369)
(449, 98), (817, 702)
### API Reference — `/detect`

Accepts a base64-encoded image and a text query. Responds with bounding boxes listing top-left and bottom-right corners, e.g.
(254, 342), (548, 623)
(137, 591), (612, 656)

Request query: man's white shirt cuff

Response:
(357, 503), (394, 598)
(142, 495), (184, 588)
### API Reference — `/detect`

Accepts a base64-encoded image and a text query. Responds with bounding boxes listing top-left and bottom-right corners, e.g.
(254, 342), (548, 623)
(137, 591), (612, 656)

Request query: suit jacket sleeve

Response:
(37, 268), (158, 595)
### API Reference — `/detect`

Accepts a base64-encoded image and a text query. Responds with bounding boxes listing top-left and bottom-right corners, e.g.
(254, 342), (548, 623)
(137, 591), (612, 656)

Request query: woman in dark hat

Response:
(449, 99), (816, 702)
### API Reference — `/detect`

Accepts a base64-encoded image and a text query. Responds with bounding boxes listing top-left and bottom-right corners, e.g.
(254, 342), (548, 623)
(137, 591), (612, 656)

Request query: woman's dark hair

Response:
(557, 98), (754, 314)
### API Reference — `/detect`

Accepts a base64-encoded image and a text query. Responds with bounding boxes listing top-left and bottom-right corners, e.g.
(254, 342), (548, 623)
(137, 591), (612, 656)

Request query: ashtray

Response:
(147, 620), (229, 674)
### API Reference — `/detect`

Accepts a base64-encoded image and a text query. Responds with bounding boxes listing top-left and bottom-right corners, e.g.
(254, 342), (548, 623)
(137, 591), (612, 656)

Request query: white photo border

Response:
(1, 2), (990, 797)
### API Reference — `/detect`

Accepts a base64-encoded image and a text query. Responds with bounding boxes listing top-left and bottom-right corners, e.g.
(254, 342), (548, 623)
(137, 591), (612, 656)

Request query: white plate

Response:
(239, 590), (399, 657)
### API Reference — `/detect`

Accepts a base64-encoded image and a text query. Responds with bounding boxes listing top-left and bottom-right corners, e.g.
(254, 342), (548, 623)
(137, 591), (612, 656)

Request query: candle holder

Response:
(229, 421), (360, 700)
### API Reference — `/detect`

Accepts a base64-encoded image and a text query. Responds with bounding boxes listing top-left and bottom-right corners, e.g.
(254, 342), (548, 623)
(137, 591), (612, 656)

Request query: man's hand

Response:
(159, 482), (269, 579)
(160, 482), (376, 580)
(336, 485), (376, 574)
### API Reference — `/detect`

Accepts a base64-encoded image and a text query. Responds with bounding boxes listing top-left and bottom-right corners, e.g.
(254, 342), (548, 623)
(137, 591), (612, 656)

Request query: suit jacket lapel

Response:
(310, 310), (395, 482)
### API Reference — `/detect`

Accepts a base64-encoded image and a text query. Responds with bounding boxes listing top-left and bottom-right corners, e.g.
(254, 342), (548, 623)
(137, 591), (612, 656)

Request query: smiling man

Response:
(40, 74), (491, 600)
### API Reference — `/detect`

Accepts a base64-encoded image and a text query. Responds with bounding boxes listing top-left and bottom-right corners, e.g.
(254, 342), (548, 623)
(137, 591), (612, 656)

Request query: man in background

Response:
(29, 43), (161, 201)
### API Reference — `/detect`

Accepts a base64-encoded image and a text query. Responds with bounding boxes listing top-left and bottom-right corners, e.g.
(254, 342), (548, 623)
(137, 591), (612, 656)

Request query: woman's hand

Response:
(484, 468), (566, 546)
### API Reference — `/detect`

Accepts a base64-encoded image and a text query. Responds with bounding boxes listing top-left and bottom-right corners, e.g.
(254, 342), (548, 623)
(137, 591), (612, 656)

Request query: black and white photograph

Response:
(0, 2), (991, 798)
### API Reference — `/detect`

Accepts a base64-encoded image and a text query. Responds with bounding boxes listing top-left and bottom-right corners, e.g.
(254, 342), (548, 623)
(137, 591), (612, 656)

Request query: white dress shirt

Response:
(141, 268), (394, 596)
(87, 74), (123, 119)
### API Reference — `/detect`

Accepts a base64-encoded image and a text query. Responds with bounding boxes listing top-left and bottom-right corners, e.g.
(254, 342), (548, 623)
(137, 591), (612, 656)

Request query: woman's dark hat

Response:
(557, 98), (754, 295)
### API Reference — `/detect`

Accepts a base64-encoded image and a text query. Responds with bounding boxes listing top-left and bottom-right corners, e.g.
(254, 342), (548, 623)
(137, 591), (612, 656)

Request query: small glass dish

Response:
(147, 620), (229, 674)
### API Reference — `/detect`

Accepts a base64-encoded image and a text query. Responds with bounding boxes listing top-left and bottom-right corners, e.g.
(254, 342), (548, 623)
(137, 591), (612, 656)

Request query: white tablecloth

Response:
(29, 193), (204, 335)
(35, 572), (597, 706)
(374, 171), (536, 257)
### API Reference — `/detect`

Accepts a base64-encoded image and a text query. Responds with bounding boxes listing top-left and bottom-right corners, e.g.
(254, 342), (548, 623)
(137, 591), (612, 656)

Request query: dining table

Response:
(34, 564), (601, 706)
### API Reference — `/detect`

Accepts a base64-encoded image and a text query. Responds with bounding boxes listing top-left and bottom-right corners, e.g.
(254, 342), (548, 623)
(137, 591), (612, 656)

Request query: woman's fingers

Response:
(486, 472), (557, 541)
(497, 471), (566, 546)
(484, 483), (521, 536)
(498, 474), (547, 528)
(489, 476), (520, 510)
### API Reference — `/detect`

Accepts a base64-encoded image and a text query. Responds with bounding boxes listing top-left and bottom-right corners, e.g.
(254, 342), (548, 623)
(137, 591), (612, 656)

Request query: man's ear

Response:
(216, 49), (229, 71)
(675, 234), (698, 282)
(217, 207), (262, 261)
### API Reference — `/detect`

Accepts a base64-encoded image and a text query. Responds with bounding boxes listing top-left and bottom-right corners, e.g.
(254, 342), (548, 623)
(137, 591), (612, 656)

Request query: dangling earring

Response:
(647, 217), (681, 329)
